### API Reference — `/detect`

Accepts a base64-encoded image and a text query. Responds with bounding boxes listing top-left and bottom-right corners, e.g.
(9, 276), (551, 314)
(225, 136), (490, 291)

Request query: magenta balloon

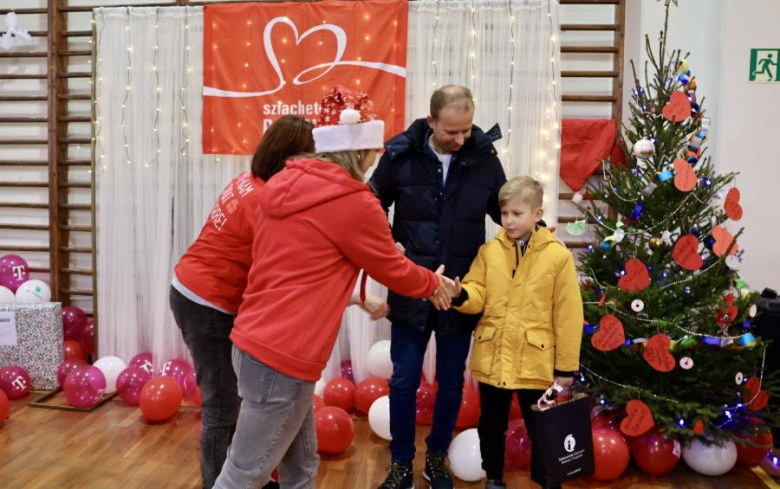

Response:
(159, 359), (193, 392)
(116, 366), (153, 406)
(57, 358), (87, 388)
(80, 320), (95, 356)
(62, 306), (88, 341)
(0, 254), (30, 292)
(0, 366), (32, 399)
(63, 365), (106, 408)
(341, 360), (354, 382)
(129, 352), (155, 375)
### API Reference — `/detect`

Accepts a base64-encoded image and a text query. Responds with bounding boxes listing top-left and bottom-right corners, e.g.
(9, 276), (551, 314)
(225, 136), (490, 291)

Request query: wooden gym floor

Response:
(0, 394), (775, 488)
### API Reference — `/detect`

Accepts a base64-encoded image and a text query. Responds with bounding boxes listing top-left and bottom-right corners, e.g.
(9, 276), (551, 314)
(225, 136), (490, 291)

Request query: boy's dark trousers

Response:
(478, 382), (561, 489)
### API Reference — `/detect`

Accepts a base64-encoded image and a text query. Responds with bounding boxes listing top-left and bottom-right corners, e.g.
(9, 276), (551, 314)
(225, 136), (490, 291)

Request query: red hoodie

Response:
(174, 170), (263, 313)
(232, 158), (440, 381)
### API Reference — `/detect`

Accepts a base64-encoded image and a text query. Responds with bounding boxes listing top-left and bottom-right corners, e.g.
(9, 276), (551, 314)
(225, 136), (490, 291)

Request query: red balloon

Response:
(62, 305), (87, 341)
(56, 357), (87, 388)
(509, 395), (523, 420)
(140, 376), (183, 422)
(322, 378), (356, 412)
(0, 366), (32, 400)
(184, 370), (202, 406)
(63, 365), (106, 408)
(737, 425), (774, 467)
(315, 406), (355, 454)
(313, 394), (325, 412)
(0, 389), (9, 424)
(355, 377), (389, 414)
(63, 340), (87, 362)
(455, 385), (480, 430)
(416, 381), (436, 425)
(591, 428), (630, 480)
(631, 425), (681, 477)
(505, 418), (531, 470)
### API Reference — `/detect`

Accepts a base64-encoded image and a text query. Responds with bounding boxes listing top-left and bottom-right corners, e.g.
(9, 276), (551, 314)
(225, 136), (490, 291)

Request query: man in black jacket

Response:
(371, 86), (506, 489)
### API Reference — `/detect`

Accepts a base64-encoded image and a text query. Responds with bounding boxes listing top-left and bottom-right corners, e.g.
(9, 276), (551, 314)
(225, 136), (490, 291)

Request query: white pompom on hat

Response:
(313, 85), (385, 153)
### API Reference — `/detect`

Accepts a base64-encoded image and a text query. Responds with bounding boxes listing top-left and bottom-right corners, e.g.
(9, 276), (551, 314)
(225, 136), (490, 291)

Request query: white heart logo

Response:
(204, 16), (405, 98)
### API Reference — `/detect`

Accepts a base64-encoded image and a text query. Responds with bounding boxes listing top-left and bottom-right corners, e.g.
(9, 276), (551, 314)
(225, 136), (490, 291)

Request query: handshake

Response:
(429, 265), (461, 311)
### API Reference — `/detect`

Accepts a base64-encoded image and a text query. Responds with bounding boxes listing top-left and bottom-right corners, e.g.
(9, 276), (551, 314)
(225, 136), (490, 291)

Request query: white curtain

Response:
(94, 2), (561, 377)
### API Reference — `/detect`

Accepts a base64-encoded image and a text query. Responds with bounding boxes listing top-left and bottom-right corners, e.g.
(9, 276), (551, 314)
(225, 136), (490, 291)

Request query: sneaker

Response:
(423, 451), (453, 489)
(485, 480), (506, 489)
(378, 462), (414, 489)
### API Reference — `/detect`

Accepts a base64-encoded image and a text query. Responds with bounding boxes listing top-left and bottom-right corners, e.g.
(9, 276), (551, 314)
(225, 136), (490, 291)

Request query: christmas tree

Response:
(575, 2), (779, 445)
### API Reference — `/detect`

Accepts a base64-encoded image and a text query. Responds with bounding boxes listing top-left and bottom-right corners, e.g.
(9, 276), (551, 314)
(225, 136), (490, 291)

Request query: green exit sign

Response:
(749, 49), (780, 83)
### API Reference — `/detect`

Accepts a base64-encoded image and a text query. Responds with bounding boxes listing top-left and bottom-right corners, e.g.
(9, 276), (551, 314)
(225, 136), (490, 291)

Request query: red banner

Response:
(203, 1), (408, 155)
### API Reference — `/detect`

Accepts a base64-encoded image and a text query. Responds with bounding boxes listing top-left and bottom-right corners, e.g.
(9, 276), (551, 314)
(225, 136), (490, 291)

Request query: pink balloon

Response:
(57, 357), (87, 388)
(184, 370), (201, 406)
(341, 360), (354, 382)
(62, 306), (88, 341)
(159, 359), (193, 392)
(505, 418), (531, 470)
(116, 366), (152, 406)
(0, 254), (30, 292)
(129, 352), (155, 375)
(0, 366), (32, 399)
(80, 320), (95, 357)
(63, 366), (106, 408)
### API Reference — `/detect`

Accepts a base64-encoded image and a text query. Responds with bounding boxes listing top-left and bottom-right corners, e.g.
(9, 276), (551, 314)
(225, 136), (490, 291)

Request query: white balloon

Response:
(448, 428), (487, 482)
(682, 438), (737, 476)
(93, 356), (128, 393)
(368, 395), (392, 440)
(0, 285), (15, 303)
(14, 280), (51, 303)
(314, 377), (326, 397)
(368, 340), (393, 379)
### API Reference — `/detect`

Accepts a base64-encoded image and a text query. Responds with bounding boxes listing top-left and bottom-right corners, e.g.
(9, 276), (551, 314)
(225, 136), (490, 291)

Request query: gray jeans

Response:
(214, 346), (318, 489)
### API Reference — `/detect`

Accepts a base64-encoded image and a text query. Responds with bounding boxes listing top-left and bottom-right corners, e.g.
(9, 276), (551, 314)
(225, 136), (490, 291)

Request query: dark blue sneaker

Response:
(379, 462), (414, 489)
(423, 451), (453, 489)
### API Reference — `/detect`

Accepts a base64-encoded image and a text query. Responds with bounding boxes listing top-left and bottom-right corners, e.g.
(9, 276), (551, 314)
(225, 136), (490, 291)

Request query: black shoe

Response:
(261, 482), (280, 489)
(378, 462), (414, 489)
(423, 451), (453, 489)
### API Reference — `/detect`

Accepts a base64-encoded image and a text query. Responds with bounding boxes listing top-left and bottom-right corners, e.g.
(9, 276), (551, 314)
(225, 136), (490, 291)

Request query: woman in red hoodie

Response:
(214, 87), (457, 489)
(171, 116), (322, 489)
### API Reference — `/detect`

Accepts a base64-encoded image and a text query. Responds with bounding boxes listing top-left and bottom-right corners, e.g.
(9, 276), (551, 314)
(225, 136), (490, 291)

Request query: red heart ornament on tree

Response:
(750, 391), (769, 411)
(745, 376), (761, 395)
(620, 399), (655, 437)
(693, 420), (705, 434)
(591, 315), (625, 351)
(712, 226), (739, 257)
(672, 234), (703, 270)
(724, 188), (743, 221)
(643, 334), (676, 372)
(618, 258), (651, 292)
(673, 158), (697, 192)
(662, 91), (692, 122)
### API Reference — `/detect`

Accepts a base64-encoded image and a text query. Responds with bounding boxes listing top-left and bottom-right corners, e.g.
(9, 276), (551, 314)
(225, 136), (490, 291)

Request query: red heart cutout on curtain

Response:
(672, 234), (703, 270)
(643, 334), (675, 372)
(673, 158), (697, 192)
(591, 315), (625, 351)
(712, 226), (739, 257)
(724, 188), (743, 221)
(618, 258), (651, 292)
(620, 399), (655, 437)
(662, 91), (691, 122)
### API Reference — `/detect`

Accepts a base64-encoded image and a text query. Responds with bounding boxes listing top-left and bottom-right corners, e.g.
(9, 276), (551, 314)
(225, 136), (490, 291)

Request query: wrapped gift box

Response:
(0, 303), (63, 390)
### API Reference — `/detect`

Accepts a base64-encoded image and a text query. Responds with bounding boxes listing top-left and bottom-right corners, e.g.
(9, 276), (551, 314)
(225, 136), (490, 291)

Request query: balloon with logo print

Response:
(0, 366), (31, 399)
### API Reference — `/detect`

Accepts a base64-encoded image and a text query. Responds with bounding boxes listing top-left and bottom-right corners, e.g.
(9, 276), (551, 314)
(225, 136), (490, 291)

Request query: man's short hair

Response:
(430, 85), (475, 120)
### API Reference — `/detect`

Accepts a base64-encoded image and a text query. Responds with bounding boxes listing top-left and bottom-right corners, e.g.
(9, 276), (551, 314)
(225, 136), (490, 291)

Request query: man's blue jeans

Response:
(388, 320), (472, 463)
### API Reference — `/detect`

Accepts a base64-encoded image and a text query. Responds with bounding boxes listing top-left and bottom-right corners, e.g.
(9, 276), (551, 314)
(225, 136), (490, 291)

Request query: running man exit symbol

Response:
(750, 49), (780, 82)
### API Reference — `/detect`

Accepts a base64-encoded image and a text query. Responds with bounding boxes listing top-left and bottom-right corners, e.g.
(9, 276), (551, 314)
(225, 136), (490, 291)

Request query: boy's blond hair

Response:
(498, 176), (544, 209)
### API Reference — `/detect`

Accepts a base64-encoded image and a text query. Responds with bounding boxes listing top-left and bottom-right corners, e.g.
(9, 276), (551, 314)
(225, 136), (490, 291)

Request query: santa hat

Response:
(313, 85), (385, 153)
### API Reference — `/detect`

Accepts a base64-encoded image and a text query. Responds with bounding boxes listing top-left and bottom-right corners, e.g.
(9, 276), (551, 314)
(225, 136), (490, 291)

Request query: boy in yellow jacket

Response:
(449, 176), (584, 489)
